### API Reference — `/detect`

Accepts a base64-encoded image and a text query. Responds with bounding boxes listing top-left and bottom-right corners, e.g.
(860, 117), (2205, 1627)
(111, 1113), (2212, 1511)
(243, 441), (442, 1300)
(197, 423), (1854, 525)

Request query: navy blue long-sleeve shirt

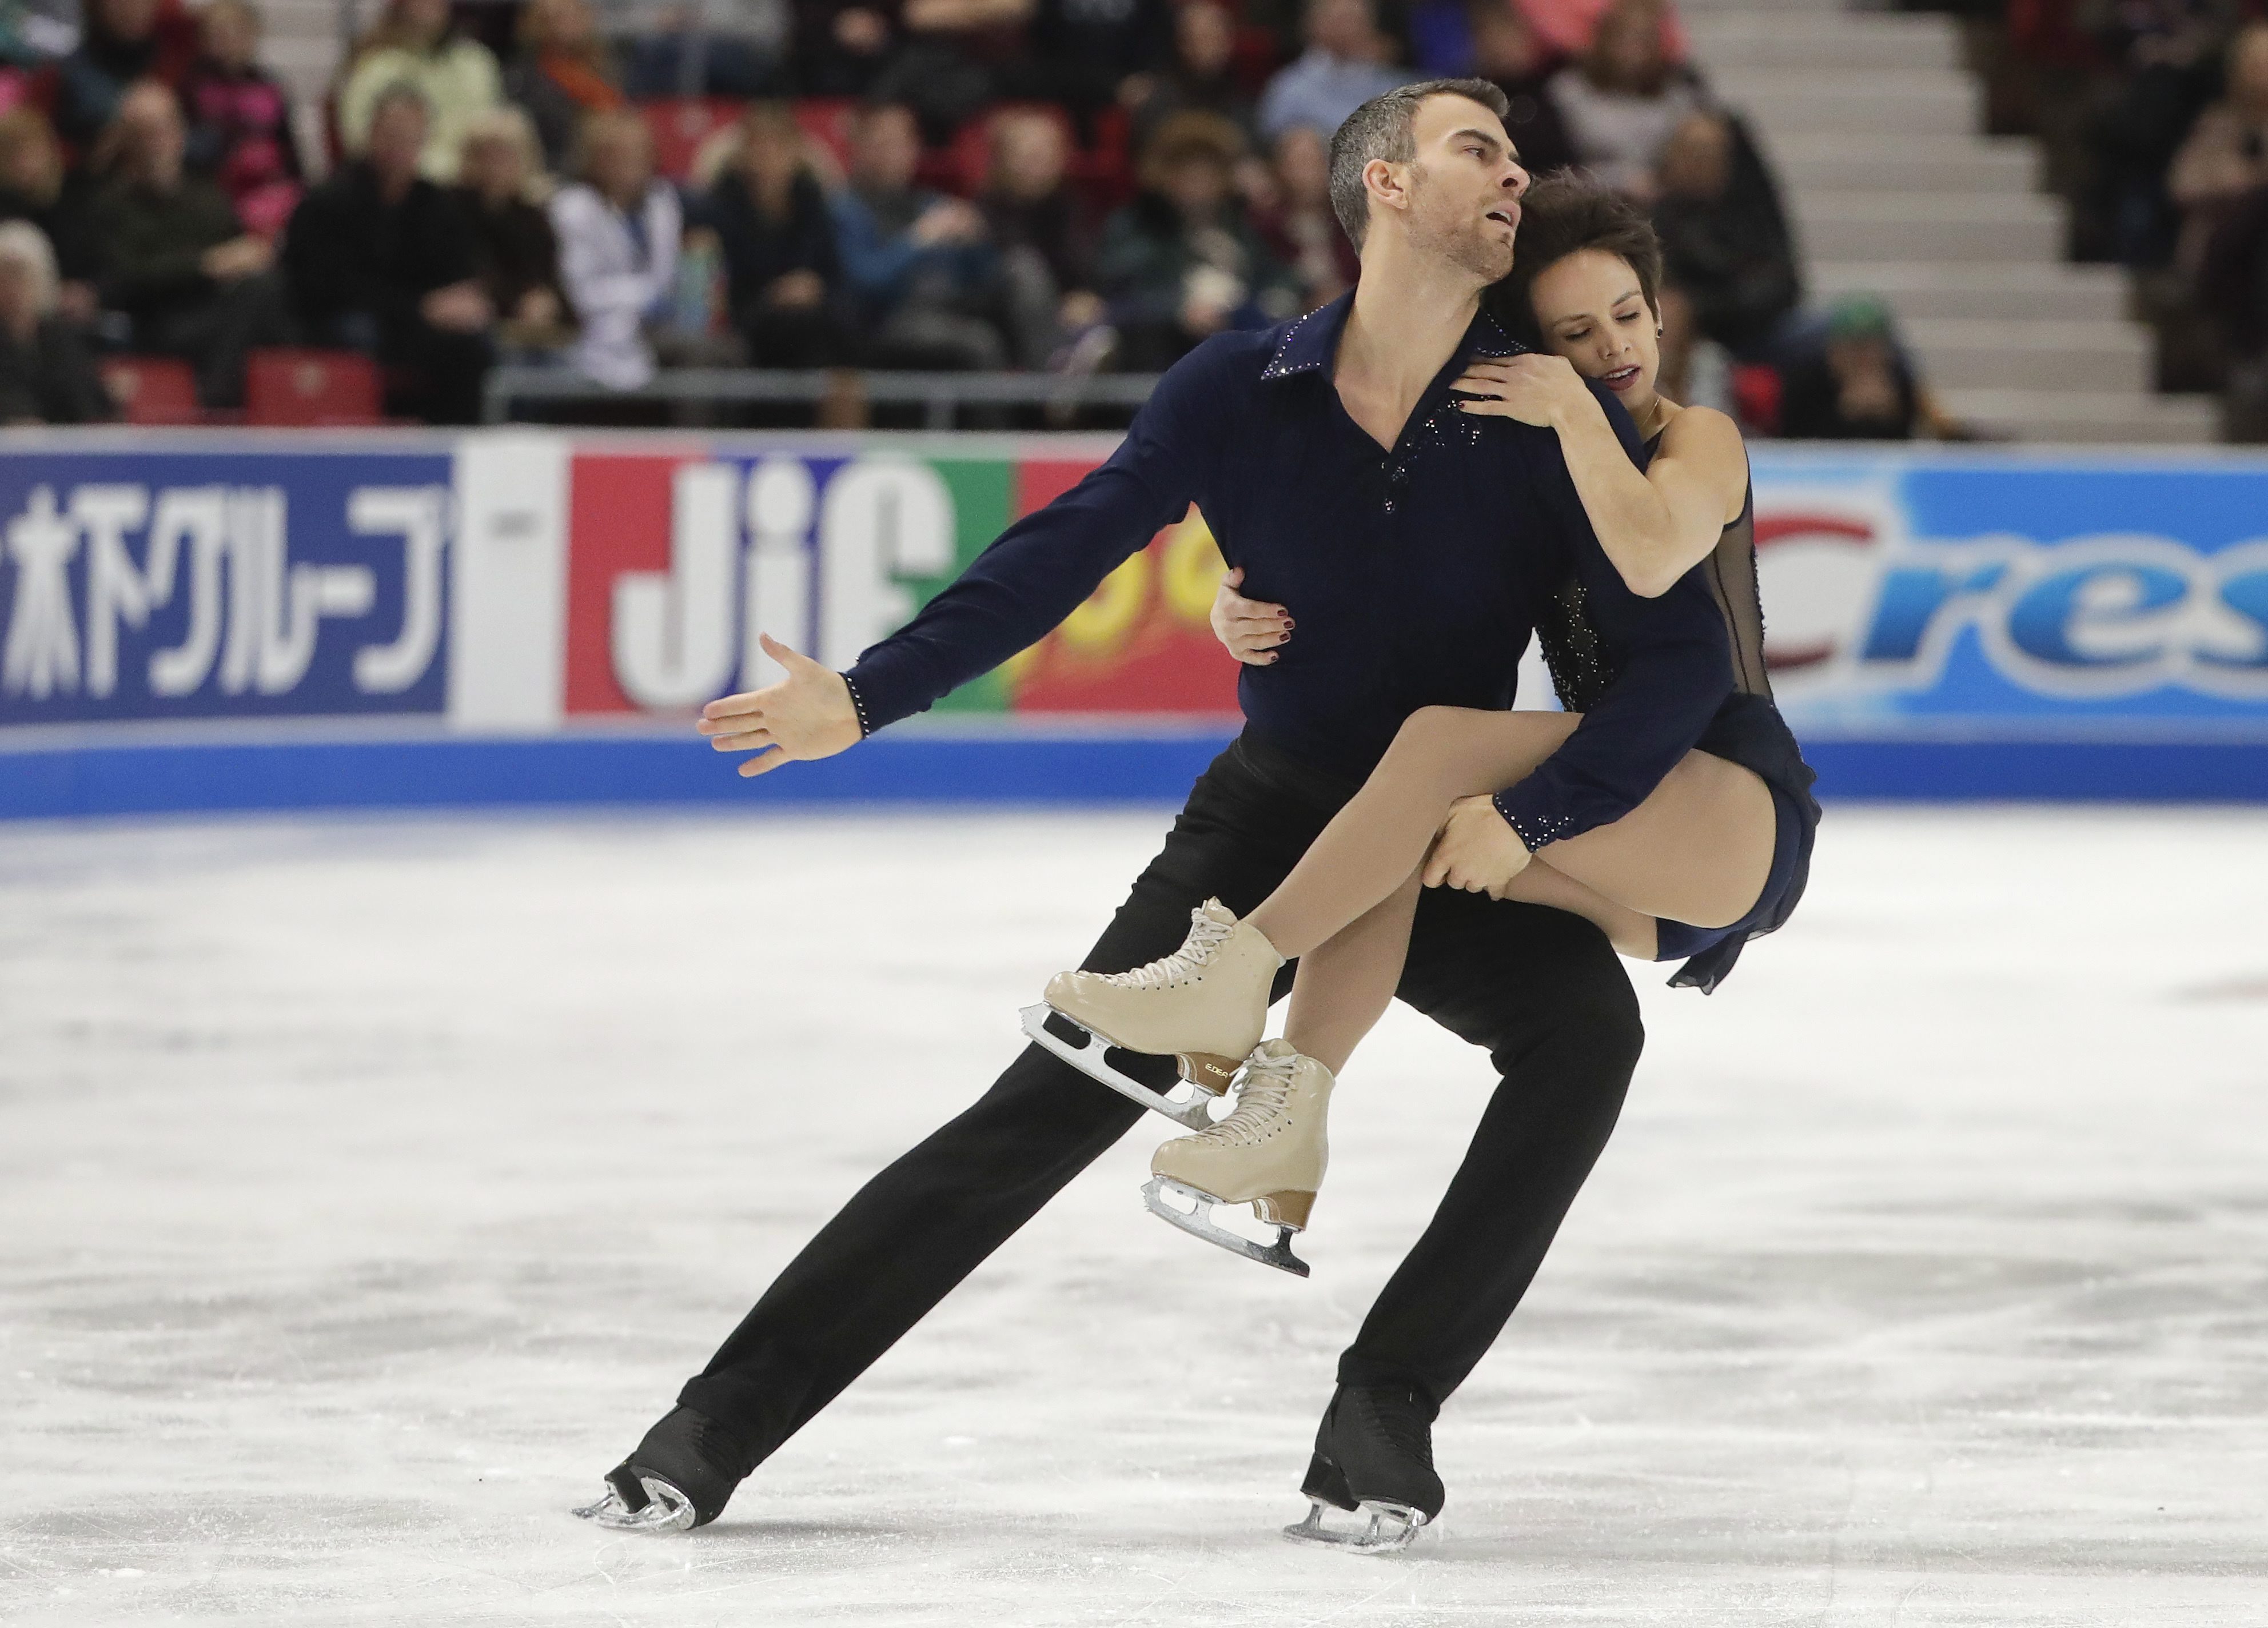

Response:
(844, 293), (1732, 851)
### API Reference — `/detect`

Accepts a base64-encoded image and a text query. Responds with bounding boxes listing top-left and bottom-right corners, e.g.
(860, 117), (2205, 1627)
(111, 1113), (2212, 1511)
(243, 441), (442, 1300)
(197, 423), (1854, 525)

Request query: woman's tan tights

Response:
(1247, 706), (1777, 1075)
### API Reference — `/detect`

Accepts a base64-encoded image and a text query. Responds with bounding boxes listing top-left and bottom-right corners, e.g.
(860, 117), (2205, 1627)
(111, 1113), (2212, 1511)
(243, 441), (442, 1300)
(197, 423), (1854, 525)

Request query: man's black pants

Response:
(677, 732), (1645, 1475)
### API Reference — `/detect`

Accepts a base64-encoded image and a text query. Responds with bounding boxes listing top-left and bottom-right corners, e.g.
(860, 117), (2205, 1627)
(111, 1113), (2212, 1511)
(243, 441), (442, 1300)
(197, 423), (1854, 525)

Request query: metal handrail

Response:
(481, 367), (1164, 428)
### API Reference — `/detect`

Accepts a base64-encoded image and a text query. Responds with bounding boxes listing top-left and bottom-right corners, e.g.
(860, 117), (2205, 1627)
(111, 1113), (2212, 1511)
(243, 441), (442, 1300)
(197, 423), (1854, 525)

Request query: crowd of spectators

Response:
(1982, 0), (2268, 434)
(0, 0), (1954, 436)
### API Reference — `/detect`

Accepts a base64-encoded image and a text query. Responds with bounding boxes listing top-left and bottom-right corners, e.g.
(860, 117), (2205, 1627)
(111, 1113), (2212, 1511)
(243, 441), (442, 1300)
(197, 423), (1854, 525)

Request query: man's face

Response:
(368, 99), (428, 178)
(851, 108), (920, 190)
(993, 114), (1065, 201)
(119, 86), (185, 182)
(1308, 0), (1371, 58)
(1396, 95), (1525, 284)
(589, 125), (652, 200)
(1177, 1), (1233, 75)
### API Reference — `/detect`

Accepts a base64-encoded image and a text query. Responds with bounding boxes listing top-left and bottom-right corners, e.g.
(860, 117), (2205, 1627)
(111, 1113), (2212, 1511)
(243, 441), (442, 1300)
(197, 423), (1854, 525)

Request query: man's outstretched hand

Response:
(696, 635), (864, 777)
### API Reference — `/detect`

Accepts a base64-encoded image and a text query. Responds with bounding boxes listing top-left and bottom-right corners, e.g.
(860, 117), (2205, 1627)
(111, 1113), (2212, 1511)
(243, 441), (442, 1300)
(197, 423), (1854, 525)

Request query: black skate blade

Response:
(1142, 1176), (1310, 1277)
(1020, 1003), (1217, 1131)
(1282, 1496), (1426, 1553)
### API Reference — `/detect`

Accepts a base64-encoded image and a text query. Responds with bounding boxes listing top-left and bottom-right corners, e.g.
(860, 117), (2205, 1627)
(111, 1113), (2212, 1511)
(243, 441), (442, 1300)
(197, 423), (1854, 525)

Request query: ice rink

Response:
(3, 803), (2265, 1626)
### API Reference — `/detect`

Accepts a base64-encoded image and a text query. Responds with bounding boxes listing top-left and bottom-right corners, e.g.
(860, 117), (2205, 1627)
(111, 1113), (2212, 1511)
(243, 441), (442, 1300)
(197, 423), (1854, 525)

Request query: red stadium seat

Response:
(98, 356), (202, 425)
(639, 97), (744, 182)
(243, 348), (384, 426)
(1730, 362), (1783, 437)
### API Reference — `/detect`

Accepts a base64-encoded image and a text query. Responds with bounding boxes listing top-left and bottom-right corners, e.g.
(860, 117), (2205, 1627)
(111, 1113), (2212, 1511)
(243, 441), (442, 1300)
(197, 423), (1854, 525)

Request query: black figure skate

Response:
(572, 1407), (741, 1533)
(1282, 1385), (1445, 1553)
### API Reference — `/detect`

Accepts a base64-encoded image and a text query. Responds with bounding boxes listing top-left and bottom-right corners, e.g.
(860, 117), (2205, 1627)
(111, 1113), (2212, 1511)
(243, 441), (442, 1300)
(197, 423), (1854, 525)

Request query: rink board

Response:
(3, 430), (2266, 816)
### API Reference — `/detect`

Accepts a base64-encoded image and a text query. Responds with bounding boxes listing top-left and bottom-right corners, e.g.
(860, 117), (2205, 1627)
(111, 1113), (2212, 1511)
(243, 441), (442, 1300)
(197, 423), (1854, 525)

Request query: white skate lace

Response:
(1194, 1052), (1298, 1147)
(1101, 906), (1236, 991)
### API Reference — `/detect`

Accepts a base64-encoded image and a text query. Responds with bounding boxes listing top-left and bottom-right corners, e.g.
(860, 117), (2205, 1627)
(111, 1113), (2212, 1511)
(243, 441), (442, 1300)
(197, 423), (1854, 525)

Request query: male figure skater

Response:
(579, 78), (1732, 1548)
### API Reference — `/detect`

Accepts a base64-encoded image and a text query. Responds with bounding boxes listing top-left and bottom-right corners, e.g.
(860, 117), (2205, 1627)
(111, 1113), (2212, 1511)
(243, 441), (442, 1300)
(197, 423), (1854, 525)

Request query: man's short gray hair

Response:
(1327, 78), (1512, 249)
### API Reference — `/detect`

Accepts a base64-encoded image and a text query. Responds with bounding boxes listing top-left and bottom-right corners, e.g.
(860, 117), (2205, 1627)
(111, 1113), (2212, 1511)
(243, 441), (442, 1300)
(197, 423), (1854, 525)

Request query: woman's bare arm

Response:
(1453, 354), (1748, 597)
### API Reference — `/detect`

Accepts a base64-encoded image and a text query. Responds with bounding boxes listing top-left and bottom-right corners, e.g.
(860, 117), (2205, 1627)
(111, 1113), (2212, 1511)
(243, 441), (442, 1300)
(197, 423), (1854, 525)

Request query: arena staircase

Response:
(1684, 0), (2219, 442)
(258, 0), (349, 178)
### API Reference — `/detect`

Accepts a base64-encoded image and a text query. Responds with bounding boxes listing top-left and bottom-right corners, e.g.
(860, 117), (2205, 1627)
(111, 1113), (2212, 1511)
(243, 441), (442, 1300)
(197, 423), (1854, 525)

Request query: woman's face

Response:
(1528, 248), (1659, 410)
(460, 133), (524, 201)
(398, 0), (451, 45)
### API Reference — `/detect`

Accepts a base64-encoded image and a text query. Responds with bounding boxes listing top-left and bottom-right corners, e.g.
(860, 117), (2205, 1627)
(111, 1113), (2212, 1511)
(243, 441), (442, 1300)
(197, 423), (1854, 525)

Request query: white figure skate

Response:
(1144, 1039), (1332, 1276)
(1022, 899), (1284, 1131)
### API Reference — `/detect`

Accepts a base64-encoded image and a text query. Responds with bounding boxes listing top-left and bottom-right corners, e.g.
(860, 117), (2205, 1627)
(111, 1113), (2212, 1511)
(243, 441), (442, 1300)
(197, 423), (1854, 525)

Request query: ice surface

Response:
(2, 805), (2265, 1626)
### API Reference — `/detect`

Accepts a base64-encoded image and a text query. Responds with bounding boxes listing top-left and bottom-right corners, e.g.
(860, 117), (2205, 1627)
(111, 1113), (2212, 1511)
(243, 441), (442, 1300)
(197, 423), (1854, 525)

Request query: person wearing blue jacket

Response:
(580, 78), (1728, 1550)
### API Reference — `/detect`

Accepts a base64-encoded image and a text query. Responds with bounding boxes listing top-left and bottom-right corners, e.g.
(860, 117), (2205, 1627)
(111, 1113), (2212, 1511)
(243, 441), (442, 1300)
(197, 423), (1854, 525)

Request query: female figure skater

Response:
(1040, 174), (1819, 1271)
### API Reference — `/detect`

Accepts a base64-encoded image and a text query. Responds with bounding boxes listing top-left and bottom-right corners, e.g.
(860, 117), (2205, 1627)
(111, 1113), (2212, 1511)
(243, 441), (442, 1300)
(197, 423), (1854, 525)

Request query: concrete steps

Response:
(1691, 2), (2215, 442)
(1902, 318), (2151, 393)
(1712, 70), (1982, 134)
(1937, 388), (2222, 442)
(1769, 135), (2039, 195)
(1685, 13), (1960, 70)
(1792, 192), (2066, 264)
(1809, 261), (2131, 322)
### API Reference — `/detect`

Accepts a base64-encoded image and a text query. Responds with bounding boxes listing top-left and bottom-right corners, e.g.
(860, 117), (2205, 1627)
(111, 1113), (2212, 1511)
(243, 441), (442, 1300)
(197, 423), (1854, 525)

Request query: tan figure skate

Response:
(1144, 1040), (1334, 1276)
(1021, 899), (1285, 1130)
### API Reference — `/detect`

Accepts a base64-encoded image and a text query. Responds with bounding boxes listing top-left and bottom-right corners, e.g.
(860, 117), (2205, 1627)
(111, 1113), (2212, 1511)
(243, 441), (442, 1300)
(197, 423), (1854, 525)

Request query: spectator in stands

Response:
(502, 0), (623, 173)
(832, 98), (1007, 369)
(595, 0), (790, 99)
(284, 83), (493, 422)
(340, 0), (503, 183)
(0, 107), (98, 321)
(867, 0), (1037, 142)
(2074, 0), (2240, 266)
(0, 220), (112, 421)
(1547, 0), (1698, 201)
(89, 80), (288, 406)
(1028, 0), (1174, 125)
(1256, 0), (1410, 144)
(549, 107), (679, 388)
(703, 101), (851, 367)
(1650, 107), (1796, 395)
(2199, 181), (2268, 437)
(50, 0), (193, 153)
(1127, 0), (1253, 151)
(1096, 109), (1296, 368)
(1473, 0), (1573, 178)
(1251, 121), (1356, 311)
(2170, 21), (2268, 272)
(793, 0), (904, 99)
(454, 106), (571, 358)
(179, 0), (302, 240)
(1518, 0), (1685, 64)
(1775, 297), (1963, 442)
(979, 107), (1104, 368)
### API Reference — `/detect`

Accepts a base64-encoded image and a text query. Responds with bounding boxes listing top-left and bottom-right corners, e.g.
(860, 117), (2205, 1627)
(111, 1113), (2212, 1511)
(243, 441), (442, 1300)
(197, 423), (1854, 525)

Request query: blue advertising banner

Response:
(0, 446), (454, 726)
(2, 432), (2265, 817)
(1746, 449), (2268, 737)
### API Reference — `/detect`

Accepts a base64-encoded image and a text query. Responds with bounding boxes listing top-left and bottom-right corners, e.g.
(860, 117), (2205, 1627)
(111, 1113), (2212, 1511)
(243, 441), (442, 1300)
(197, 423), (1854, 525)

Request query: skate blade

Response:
(1020, 1003), (1217, 1132)
(1143, 1176), (1310, 1278)
(1282, 1495), (1426, 1553)
(572, 1474), (696, 1533)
